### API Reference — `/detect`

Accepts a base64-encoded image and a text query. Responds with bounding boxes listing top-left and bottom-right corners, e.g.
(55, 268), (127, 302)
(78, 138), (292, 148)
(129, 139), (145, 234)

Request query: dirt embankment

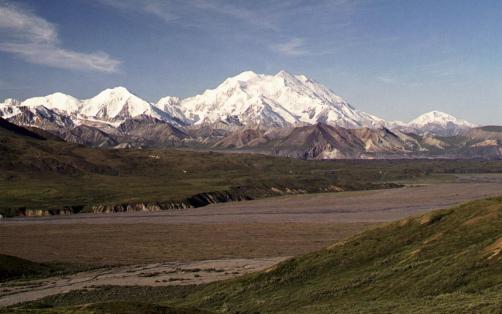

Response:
(7, 184), (397, 217)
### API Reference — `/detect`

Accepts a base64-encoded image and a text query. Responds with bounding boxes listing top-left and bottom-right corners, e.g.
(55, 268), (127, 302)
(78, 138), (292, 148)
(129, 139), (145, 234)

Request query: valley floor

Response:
(1, 174), (502, 308)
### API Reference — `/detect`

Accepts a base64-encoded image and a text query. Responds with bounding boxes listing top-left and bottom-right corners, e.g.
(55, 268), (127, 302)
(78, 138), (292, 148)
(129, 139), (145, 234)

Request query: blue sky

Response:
(0, 0), (500, 124)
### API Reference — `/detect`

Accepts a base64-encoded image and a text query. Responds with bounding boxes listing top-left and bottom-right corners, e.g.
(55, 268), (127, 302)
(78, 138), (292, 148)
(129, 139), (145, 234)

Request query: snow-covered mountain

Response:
(21, 92), (82, 115)
(403, 111), (477, 136)
(177, 70), (385, 128)
(1, 87), (183, 128)
(0, 71), (496, 159)
(0, 71), (478, 139)
(409, 111), (476, 128)
(79, 87), (181, 126)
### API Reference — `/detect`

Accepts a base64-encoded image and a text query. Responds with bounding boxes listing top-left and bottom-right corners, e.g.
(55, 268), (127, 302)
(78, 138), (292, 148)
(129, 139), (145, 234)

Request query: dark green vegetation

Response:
(0, 254), (51, 281)
(7, 301), (212, 314)
(7, 196), (502, 313)
(1, 117), (502, 216)
(0, 254), (93, 282)
(78, 302), (212, 314)
(6, 286), (207, 314)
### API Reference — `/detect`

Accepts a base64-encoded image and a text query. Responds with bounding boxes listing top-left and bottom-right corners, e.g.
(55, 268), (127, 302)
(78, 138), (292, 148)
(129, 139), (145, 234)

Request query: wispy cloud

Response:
(96, 0), (279, 30)
(188, 0), (279, 31)
(270, 38), (308, 56)
(376, 56), (473, 87)
(94, 0), (384, 59)
(0, 2), (120, 73)
(95, 0), (179, 23)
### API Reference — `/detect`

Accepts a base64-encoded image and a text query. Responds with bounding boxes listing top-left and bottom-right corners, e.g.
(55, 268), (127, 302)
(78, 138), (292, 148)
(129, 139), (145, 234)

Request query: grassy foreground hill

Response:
(7, 196), (502, 313)
(172, 196), (502, 313)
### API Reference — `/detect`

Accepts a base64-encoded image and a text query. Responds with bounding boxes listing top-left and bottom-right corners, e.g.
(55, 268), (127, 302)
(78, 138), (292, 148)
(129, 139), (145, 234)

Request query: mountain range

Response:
(0, 70), (499, 159)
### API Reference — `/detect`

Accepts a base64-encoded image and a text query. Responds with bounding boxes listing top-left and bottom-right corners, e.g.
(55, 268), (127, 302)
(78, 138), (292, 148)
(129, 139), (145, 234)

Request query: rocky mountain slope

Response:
(212, 123), (501, 160)
(212, 124), (421, 159)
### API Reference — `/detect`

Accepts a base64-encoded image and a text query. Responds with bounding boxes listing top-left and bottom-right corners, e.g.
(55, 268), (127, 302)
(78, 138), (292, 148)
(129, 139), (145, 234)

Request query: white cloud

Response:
(0, 2), (120, 73)
(376, 56), (471, 87)
(270, 38), (308, 56)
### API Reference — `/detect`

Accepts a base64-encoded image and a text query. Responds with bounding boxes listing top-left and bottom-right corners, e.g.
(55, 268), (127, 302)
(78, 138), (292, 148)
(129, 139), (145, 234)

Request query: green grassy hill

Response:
(179, 196), (502, 313)
(11, 196), (502, 313)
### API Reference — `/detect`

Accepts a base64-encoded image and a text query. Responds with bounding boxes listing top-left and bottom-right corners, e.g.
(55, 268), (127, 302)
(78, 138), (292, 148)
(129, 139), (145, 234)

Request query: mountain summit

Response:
(406, 110), (477, 136)
(177, 70), (385, 128)
(409, 110), (476, 128)
(20, 93), (81, 115)
(79, 86), (175, 125)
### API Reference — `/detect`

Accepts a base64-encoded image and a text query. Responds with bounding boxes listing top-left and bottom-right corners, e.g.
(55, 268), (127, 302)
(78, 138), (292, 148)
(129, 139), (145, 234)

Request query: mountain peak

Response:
(403, 110), (477, 136)
(178, 70), (383, 128)
(230, 70), (259, 82)
(101, 86), (133, 95)
(275, 69), (292, 76)
(47, 92), (72, 97)
(422, 110), (454, 118)
(20, 92), (81, 114)
(81, 86), (153, 122)
(409, 111), (475, 127)
(275, 70), (299, 81)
